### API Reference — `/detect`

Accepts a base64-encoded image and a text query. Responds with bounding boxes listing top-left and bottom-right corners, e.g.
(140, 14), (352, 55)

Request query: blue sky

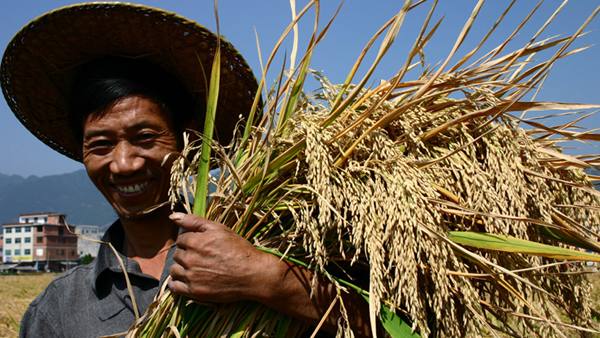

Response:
(1, 0), (599, 177)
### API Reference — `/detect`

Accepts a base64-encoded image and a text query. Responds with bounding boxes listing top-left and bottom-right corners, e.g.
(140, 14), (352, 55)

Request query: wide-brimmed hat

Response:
(1, 2), (259, 162)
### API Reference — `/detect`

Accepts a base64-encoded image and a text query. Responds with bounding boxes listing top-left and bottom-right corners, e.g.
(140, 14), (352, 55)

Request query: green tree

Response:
(81, 254), (94, 265)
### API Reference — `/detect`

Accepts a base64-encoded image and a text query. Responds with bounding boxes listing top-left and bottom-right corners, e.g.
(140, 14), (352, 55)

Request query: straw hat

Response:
(1, 2), (259, 162)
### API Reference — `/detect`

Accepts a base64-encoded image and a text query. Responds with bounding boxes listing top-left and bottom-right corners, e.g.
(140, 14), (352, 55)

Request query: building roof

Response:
(2, 222), (34, 226)
(19, 212), (65, 217)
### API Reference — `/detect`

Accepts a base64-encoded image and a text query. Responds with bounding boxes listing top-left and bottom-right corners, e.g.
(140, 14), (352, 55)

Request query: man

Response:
(2, 3), (376, 337)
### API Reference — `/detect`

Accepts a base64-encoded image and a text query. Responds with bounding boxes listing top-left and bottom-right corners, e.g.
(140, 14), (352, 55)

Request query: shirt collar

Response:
(91, 219), (178, 295)
(92, 220), (140, 295)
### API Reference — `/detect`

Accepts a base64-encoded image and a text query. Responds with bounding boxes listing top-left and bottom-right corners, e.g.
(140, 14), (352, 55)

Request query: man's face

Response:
(81, 95), (179, 219)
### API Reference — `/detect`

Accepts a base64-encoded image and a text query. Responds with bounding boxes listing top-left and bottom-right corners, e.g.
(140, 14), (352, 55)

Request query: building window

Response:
(36, 237), (43, 243)
(5, 238), (11, 244)
(72, 238), (76, 244)
(56, 238), (60, 243)
(15, 238), (21, 244)
(61, 250), (65, 256)
(55, 250), (59, 255)
(43, 217), (47, 223)
(24, 249), (31, 255)
(15, 227), (21, 233)
(25, 226), (31, 232)
(62, 238), (66, 244)
(14, 249), (20, 256)
(24, 237), (31, 243)
(4, 228), (11, 234)
(71, 250), (76, 256)
(37, 226), (43, 232)
(5, 250), (10, 256)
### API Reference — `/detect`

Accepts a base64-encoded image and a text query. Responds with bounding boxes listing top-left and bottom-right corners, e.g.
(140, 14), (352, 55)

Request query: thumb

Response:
(169, 212), (211, 232)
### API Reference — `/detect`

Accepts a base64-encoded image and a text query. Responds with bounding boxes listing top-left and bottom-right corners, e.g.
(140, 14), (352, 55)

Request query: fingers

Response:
(169, 212), (207, 232)
(175, 226), (223, 251)
(168, 258), (218, 301)
(167, 272), (191, 296)
(170, 213), (235, 251)
(174, 232), (194, 251)
(169, 263), (186, 284)
(169, 212), (230, 233)
(167, 213), (261, 303)
(171, 246), (188, 266)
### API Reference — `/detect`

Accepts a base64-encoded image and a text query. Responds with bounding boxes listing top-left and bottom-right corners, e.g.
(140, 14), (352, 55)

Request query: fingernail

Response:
(169, 212), (185, 221)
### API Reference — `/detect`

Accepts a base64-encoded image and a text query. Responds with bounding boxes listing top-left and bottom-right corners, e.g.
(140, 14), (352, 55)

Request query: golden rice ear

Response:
(132, 1), (600, 337)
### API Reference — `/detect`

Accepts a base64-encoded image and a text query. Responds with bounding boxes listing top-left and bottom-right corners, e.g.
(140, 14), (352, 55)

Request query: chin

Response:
(117, 202), (170, 221)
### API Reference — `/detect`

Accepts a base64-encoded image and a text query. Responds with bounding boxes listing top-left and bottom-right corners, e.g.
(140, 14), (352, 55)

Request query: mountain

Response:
(0, 170), (115, 231)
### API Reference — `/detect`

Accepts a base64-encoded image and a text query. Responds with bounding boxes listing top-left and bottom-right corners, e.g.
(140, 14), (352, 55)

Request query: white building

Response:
(2, 212), (78, 271)
(75, 225), (102, 258)
(3, 220), (35, 264)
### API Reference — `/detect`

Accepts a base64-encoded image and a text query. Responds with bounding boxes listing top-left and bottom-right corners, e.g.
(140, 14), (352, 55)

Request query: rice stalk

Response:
(129, 1), (600, 337)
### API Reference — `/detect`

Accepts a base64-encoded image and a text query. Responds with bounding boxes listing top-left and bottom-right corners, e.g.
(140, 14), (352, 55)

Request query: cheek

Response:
(153, 140), (181, 163)
(83, 157), (106, 184)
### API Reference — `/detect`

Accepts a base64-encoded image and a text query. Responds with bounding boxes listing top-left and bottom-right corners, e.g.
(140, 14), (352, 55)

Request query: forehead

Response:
(83, 95), (174, 134)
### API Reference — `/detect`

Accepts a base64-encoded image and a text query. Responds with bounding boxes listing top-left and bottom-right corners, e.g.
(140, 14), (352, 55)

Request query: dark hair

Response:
(70, 56), (197, 149)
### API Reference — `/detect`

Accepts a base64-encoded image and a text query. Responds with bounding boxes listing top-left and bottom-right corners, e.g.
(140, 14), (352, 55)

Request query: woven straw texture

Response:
(1, 2), (258, 161)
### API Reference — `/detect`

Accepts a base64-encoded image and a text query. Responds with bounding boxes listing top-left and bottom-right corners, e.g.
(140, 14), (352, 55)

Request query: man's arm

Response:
(167, 212), (381, 337)
(20, 300), (63, 338)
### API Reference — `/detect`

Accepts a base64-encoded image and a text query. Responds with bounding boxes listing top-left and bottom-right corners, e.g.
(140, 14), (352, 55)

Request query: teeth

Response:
(117, 181), (149, 194)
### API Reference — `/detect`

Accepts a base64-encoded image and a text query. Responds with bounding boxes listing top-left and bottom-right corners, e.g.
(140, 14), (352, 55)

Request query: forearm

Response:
(254, 257), (380, 337)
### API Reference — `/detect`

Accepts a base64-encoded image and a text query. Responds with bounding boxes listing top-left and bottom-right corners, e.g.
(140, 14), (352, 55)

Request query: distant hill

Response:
(0, 170), (115, 231)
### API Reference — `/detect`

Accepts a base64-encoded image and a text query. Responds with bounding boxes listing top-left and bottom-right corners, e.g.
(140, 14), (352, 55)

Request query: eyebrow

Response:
(83, 120), (158, 141)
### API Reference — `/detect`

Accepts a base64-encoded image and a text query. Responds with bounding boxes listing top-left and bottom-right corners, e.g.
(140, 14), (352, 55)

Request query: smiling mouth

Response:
(115, 180), (150, 194)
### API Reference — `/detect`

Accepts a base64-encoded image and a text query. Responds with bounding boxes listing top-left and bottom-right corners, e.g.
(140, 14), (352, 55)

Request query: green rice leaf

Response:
(242, 141), (306, 194)
(193, 27), (221, 217)
(380, 304), (420, 338)
(449, 231), (600, 262)
(274, 313), (293, 338)
(360, 294), (420, 338)
(539, 226), (600, 254)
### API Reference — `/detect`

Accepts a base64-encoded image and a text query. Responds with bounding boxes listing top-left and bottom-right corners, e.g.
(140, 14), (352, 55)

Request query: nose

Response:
(109, 141), (144, 176)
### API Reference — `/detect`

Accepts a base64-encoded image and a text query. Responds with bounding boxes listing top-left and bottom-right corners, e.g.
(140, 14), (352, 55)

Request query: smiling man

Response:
(2, 3), (376, 338)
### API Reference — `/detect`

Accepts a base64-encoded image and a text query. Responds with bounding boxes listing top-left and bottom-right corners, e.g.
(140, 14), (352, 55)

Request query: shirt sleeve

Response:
(19, 285), (64, 338)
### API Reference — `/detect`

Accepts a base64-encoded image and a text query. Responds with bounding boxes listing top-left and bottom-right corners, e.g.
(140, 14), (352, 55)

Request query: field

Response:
(0, 274), (57, 338)
(0, 272), (599, 337)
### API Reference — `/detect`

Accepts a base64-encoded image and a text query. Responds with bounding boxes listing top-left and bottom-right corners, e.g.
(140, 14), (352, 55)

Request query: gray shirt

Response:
(19, 220), (332, 338)
(19, 220), (175, 338)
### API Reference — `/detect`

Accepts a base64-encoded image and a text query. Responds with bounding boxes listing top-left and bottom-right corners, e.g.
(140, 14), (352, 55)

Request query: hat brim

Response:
(1, 2), (259, 162)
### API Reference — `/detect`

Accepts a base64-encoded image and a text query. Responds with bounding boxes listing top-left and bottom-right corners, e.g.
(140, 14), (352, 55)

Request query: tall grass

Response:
(0, 274), (57, 337)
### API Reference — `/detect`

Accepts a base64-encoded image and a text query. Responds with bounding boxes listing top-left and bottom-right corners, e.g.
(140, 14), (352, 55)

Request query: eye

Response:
(83, 139), (114, 155)
(136, 132), (156, 143)
(88, 139), (113, 149)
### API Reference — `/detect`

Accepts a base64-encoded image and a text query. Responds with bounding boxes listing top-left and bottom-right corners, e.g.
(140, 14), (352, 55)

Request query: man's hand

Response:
(167, 212), (377, 337)
(168, 212), (276, 303)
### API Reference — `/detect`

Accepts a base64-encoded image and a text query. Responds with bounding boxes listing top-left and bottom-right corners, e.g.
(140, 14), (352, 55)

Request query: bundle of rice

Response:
(123, 1), (600, 337)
